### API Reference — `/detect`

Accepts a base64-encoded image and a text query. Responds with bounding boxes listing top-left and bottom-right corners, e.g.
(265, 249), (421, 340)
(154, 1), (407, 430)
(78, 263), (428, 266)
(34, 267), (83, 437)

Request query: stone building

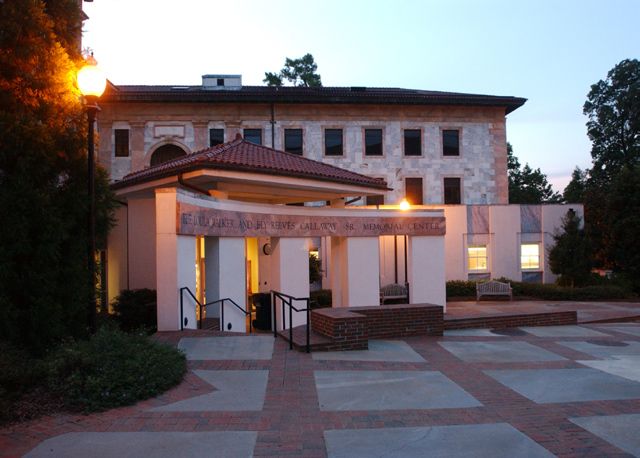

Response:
(98, 75), (582, 305)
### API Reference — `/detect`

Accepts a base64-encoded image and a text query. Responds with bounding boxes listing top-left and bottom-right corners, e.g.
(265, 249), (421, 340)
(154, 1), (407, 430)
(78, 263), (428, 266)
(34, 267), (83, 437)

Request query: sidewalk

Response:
(2, 309), (640, 457)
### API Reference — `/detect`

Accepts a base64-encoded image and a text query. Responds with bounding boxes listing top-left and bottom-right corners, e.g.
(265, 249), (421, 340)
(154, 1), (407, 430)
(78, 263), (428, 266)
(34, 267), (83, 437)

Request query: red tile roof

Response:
(102, 84), (526, 114)
(111, 134), (391, 191)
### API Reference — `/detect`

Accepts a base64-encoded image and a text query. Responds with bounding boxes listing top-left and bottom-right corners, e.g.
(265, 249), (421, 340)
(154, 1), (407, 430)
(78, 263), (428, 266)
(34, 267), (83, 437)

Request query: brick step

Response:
(277, 325), (335, 352)
(444, 310), (577, 330)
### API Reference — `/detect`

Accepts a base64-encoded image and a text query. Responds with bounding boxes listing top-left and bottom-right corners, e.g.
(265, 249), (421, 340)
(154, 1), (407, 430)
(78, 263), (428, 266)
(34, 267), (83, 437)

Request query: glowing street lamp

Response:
(78, 54), (106, 333)
(399, 199), (410, 211)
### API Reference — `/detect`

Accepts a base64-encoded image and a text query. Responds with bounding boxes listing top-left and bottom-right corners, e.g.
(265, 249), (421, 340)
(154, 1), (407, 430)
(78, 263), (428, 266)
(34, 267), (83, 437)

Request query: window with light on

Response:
(468, 245), (487, 271)
(521, 244), (540, 269)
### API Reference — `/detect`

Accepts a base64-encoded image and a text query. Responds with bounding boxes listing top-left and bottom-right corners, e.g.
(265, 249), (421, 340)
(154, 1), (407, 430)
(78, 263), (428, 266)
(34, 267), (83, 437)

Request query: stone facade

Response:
(97, 101), (510, 205)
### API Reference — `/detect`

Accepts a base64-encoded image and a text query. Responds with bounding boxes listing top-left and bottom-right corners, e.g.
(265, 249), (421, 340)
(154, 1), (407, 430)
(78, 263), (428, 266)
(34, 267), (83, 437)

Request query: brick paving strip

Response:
(3, 318), (640, 457)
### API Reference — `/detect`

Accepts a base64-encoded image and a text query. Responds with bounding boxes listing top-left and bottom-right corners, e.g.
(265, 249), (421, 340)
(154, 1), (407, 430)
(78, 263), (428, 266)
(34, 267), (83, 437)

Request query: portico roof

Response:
(112, 135), (391, 204)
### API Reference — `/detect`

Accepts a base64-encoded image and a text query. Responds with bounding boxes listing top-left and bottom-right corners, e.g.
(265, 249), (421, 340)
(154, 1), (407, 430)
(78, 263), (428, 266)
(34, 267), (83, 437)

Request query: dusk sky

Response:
(82, 0), (640, 193)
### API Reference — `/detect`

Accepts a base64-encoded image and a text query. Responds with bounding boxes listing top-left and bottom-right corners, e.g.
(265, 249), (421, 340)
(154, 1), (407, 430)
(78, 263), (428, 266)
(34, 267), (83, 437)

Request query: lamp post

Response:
(77, 54), (106, 333)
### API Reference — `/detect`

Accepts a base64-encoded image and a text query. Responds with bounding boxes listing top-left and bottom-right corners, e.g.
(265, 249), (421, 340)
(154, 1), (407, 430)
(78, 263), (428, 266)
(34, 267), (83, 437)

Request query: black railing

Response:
(271, 290), (313, 353)
(180, 287), (254, 332)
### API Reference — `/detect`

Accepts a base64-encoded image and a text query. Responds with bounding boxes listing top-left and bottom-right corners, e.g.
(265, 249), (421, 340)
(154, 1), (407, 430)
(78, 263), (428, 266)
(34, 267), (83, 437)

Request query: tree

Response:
(0, 0), (116, 351)
(264, 53), (322, 87)
(563, 166), (588, 203)
(548, 211), (591, 287)
(583, 59), (640, 182)
(507, 143), (562, 204)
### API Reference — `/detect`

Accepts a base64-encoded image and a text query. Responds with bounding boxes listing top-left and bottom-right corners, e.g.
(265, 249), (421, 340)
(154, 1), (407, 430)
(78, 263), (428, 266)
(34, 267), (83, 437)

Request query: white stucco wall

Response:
(128, 198), (156, 290)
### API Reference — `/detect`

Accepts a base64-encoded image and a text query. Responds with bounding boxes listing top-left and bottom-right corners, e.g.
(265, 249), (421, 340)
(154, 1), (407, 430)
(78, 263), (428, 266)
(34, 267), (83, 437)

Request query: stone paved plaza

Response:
(4, 321), (640, 457)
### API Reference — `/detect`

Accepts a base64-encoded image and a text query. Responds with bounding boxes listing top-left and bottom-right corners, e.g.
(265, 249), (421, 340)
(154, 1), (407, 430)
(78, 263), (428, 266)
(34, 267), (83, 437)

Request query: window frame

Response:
(441, 127), (462, 157)
(362, 127), (384, 157)
(323, 127), (345, 157)
(468, 244), (489, 271)
(521, 243), (541, 270)
(283, 128), (304, 156)
(404, 176), (424, 206)
(402, 128), (423, 157)
(209, 128), (225, 147)
(243, 128), (263, 146)
(114, 129), (130, 158)
(443, 176), (463, 204)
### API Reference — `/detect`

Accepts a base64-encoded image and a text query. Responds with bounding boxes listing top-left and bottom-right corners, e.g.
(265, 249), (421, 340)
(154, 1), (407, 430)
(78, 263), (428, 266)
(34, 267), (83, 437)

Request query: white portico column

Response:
(407, 236), (446, 310)
(270, 237), (309, 330)
(204, 237), (247, 333)
(331, 236), (380, 307)
(156, 189), (197, 331)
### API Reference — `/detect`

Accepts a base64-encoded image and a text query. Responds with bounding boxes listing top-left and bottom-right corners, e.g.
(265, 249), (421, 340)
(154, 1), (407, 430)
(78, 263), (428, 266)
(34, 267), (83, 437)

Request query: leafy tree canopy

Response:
(583, 58), (640, 182)
(507, 143), (561, 204)
(548, 211), (591, 287)
(563, 166), (588, 203)
(0, 0), (116, 352)
(264, 53), (322, 87)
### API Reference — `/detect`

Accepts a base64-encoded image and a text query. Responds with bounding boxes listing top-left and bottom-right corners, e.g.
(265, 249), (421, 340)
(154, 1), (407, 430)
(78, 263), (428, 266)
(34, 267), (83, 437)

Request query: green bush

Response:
(310, 289), (332, 308)
(446, 280), (478, 297)
(0, 342), (47, 423)
(111, 289), (157, 332)
(47, 327), (186, 412)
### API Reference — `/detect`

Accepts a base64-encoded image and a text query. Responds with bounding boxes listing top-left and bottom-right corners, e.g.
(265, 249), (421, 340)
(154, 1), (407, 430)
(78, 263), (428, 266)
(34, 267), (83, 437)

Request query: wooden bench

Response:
(476, 280), (513, 302)
(380, 283), (409, 304)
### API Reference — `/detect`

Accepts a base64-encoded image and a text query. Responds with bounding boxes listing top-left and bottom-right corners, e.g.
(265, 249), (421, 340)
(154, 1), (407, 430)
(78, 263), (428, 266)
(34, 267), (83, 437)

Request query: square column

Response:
(408, 236), (446, 309)
(204, 237), (247, 333)
(156, 189), (196, 331)
(270, 237), (309, 330)
(331, 236), (380, 308)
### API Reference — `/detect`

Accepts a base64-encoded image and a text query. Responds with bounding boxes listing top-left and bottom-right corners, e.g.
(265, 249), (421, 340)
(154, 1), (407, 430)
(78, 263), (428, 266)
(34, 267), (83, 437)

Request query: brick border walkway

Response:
(3, 323), (640, 457)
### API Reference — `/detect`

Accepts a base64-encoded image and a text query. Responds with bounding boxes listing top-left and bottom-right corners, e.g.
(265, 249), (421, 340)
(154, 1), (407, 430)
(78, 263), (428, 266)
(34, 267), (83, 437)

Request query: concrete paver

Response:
(324, 423), (556, 458)
(312, 340), (425, 362)
(178, 336), (274, 360)
(3, 302), (640, 458)
(22, 431), (258, 458)
(570, 414), (640, 457)
(315, 370), (482, 411)
(485, 368), (640, 403)
(520, 325), (611, 338)
(439, 341), (567, 362)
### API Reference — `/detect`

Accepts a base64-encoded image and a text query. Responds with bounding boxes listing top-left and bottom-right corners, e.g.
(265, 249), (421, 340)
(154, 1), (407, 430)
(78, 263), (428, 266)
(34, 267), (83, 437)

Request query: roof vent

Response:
(350, 86), (366, 92)
(202, 74), (242, 91)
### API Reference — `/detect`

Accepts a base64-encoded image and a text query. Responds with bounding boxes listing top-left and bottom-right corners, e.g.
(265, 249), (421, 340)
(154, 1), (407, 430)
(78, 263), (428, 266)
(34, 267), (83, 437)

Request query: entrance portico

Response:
(108, 136), (447, 332)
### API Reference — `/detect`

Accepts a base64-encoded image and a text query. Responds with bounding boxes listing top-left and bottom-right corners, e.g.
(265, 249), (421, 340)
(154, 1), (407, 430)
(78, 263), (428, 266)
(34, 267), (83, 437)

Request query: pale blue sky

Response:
(82, 0), (640, 193)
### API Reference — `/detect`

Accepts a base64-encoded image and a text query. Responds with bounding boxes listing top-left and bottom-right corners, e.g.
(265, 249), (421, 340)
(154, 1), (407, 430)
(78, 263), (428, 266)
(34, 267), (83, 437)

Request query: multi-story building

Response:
(99, 74), (581, 301)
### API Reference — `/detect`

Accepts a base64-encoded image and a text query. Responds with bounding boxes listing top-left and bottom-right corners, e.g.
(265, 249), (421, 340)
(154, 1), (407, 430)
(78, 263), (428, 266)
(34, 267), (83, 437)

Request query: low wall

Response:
(311, 304), (443, 351)
(444, 311), (577, 330)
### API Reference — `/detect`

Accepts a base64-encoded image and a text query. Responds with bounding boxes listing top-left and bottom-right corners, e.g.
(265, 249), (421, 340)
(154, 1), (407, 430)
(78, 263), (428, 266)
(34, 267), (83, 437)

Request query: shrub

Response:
(310, 289), (332, 308)
(446, 280), (478, 297)
(111, 289), (157, 332)
(47, 327), (186, 412)
(0, 342), (46, 423)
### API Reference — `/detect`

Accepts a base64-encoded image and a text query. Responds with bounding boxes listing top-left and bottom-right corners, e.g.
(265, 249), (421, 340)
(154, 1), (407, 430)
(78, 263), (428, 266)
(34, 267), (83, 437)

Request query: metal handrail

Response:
(271, 290), (312, 353)
(180, 287), (254, 332)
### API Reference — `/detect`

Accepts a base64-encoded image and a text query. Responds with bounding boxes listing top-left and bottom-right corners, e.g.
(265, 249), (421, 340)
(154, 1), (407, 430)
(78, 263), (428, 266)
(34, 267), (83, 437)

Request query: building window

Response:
(244, 129), (262, 145)
(209, 129), (224, 147)
(284, 129), (303, 155)
(150, 144), (187, 166)
(404, 129), (421, 156)
(468, 245), (488, 271)
(521, 244), (540, 270)
(366, 195), (384, 205)
(405, 177), (423, 205)
(217, 78), (224, 86)
(444, 177), (461, 204)
(324, 129), (343, 156)
(442, 129), (460, 156)
(114, 129), (129, 157)
(364, 129), (383, 156)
